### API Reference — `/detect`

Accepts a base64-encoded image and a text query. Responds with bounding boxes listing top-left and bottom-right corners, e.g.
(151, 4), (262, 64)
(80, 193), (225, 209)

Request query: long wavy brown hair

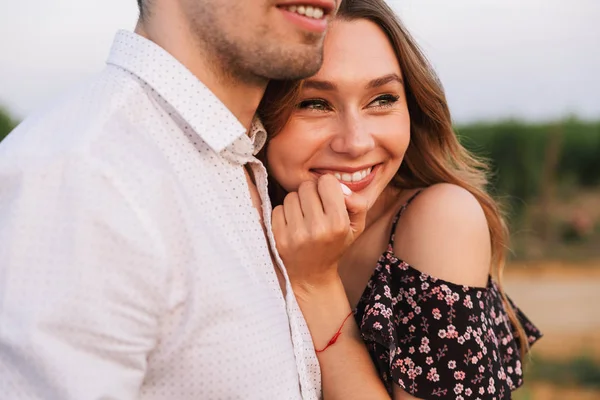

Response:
(257, 0), (528, 357)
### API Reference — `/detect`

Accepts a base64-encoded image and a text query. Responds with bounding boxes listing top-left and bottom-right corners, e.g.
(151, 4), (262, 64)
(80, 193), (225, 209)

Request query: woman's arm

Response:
(272, 175), (389, 399)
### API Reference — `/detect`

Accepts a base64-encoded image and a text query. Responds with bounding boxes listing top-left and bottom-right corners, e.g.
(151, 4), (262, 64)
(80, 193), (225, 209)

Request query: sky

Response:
(0, 0), (598, 123)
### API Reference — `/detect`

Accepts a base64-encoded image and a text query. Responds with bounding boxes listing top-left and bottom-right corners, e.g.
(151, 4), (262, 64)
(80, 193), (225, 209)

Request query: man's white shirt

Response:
(0, 30), (321, 400)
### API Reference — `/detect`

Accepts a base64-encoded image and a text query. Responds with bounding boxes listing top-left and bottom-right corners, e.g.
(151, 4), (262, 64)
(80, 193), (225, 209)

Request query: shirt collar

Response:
(106, 30), (253, 159)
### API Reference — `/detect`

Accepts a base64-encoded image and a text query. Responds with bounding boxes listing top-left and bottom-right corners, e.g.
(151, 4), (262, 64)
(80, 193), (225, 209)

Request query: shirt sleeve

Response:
(0, 151), (166, 399)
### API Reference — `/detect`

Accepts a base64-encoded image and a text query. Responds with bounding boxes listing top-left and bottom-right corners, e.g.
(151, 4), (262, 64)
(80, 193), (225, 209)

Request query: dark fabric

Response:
(354, 193), (542, 399)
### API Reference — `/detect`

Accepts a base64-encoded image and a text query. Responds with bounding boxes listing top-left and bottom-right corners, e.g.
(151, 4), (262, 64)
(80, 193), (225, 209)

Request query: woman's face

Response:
(266, 18), (410, 209)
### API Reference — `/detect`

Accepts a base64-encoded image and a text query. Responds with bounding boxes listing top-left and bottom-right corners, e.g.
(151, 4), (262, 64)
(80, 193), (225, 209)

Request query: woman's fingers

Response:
(343, 191), (368, 236)
(298, 180), (325, 225)
(317, 175), (350, 233)
(283, 191), (304, 227)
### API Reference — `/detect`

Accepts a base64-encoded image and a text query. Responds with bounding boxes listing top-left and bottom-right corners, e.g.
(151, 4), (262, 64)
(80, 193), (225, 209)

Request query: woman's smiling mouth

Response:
(310, 164), (382, 192)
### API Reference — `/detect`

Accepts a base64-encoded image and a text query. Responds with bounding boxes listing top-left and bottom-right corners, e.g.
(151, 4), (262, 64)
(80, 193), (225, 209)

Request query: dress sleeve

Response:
(357, 257), (539, 399)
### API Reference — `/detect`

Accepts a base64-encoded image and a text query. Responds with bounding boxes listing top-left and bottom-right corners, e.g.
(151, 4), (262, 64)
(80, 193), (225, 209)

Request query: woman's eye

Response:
(297, 99), (330, 112)
(370, 94), (400, 108)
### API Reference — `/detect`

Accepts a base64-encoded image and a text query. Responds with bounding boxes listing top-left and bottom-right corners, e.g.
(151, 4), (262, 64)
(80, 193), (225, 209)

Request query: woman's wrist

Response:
(292, 275), (356, 350)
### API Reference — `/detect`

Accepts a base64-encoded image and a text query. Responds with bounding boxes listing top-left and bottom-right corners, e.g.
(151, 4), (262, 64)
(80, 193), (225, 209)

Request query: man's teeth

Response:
(285, 5), (325, 20)
(332, 168), (372, 183)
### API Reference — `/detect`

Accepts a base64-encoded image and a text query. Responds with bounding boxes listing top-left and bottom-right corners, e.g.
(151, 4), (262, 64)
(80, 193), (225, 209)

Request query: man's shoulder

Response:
(0, 66), (157, 167)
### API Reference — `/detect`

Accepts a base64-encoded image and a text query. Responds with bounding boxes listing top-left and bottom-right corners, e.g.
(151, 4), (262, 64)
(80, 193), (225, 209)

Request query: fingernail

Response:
(340, 183), (352, 196)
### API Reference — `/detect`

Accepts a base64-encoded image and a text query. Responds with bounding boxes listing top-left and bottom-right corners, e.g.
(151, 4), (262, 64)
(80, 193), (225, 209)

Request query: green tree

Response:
(0, 106), (17, 143)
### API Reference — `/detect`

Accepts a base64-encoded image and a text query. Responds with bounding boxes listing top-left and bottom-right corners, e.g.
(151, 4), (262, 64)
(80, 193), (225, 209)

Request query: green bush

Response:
(456, 118), (600, 215)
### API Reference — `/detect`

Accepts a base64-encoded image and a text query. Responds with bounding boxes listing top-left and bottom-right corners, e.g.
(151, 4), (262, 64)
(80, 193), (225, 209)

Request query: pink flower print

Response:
(374, 294), (381, 300)
(454, 371), (466, 380)
(507, 376), (514, 387)
(408, 312), (414, 319)
(445, 294), (455, 306)
(476, 291), (482, 299)
(479, 365), (485, 373)
(456, 396), (464, 400)
(415, 366), (422, 375)
(454, 383), (464, 394)
(384, 286), (391, 298)
(408, 288), (417, 296)
(402, 316), (409, 324)
(464, 332), (471, 340)
(421, 282), (429, 290)
(479, 386), (485, 395)
(465, 388), (473, 396)
(515, 360), (522, 375)
(479, 300), (484, 308)
(457, 336), (465, 345)
(419, 343), (431, 353)
(463, 295), (473, 309)
(498, 369), (506, 380)
(414, 306), (422, 315)
(373, 322), (382, 330)
(507, 346), (513, 355)
(482, 346), (488, 355)
(487, 378), (496, 394)
(407, 369), (417, 380)
(438, 329), (447, 339)
(409, 346), (415, 354)
(507, 366), (513, 374)
(446, 324), (458, 339)
(452, 293), (460, 301)
(409, 325), (416, 333)
(432, 308), (442, 320)
(426, 356), (434, 365)
(381, 307), (392, 318)
(477, 351), (483, 359)
(448, 360), (457, 369)
(427, 367), (440, 382)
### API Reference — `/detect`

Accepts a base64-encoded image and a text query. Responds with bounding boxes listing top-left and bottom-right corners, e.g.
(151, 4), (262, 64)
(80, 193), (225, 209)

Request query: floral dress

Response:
(354, 193), (542, 399)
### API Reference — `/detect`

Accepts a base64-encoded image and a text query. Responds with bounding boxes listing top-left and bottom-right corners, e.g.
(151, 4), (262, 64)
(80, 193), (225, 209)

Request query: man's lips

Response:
(276, 1), (336, 33)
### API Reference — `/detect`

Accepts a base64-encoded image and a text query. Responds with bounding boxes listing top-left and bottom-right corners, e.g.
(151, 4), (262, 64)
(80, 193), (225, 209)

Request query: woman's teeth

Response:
(333, 167), (372, 183)
(284, 5), (325, 19)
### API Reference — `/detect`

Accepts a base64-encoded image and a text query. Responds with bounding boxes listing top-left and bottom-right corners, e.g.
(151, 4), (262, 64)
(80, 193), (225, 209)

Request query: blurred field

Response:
(505, 262), (600, 399)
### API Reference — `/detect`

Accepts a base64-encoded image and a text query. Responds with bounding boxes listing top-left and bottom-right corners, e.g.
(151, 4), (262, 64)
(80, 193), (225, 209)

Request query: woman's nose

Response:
(329, 115), (375, 158)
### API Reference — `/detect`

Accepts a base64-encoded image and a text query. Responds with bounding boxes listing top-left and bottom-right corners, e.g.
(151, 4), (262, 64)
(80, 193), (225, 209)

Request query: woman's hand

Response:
(272, 174), (389, 398)
(272, 174), (368, 295)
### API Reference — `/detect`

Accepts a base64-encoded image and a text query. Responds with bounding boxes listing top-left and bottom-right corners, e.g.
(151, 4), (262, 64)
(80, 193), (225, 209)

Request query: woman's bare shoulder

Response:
(393, 183), (492, 287)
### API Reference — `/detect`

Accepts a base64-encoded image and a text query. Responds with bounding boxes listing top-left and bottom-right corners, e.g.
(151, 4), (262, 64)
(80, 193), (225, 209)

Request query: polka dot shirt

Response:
(0, 30), (321, 400)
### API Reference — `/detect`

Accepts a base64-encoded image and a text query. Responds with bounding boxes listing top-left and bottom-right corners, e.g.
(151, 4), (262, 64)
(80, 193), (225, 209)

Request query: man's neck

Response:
(134, 10), (265, 129)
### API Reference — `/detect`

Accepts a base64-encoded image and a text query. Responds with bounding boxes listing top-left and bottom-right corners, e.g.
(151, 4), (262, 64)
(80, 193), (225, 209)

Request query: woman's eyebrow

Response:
(302, 73), (403, 92)
(365, 73), (403, 89)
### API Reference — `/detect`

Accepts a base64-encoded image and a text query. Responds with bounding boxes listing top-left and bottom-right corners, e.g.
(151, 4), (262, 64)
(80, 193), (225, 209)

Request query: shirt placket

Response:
(251, 159), (322, 400)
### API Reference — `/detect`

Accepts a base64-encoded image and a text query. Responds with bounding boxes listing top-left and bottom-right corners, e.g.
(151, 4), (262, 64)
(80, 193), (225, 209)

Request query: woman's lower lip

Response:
(313, 164), (381, 192)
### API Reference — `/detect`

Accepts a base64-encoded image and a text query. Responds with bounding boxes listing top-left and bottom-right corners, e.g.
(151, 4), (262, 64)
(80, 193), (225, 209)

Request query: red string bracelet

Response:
(315, 310), (355, 353)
